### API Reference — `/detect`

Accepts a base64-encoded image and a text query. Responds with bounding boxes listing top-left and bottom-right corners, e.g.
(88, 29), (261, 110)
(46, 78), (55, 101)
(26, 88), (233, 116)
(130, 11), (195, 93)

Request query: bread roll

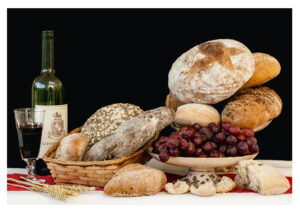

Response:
(168, 39), (255, 104)
(221, 87), (282, 131)
(81, 103), (143, 150)
(241, 53), (281, 89)
(165, 181), (190, 194)
(174, 103), (220, 127)
(235, 160), (290, 195)
(55, 133), (89, 161)
(84, 107), (175, 161)
(215, 176), (236, 193)
(165, 92), (185, 111)
(104, 164), (167, 196)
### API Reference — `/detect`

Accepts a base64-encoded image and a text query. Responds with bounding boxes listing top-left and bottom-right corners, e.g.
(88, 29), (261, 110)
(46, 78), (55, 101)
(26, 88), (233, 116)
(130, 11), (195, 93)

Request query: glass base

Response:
(23, 158), (45, 183)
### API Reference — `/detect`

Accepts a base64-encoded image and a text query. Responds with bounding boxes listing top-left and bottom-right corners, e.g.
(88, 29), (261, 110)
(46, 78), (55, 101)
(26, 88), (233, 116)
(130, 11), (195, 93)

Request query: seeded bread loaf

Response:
(81, 103), (143, 150)
(168, 39), (255, 104)
(222, 87), (282, 131)
(104, 164), (167, 196)
(84, 107), (175, 161)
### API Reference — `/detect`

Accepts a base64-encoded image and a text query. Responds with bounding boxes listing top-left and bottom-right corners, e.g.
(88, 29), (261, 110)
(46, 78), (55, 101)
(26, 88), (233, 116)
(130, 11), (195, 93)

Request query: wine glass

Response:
(14, 108), (45, 181)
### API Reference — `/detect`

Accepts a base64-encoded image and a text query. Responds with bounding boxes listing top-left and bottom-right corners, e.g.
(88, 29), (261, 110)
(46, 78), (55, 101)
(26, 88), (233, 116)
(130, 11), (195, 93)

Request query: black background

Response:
(7, 9), (292, 168)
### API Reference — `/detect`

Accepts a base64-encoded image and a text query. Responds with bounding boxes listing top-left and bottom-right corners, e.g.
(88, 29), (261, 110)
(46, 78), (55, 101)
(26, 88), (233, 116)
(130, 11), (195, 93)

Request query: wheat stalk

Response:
(7, 182), (68, 202)
(7, 178), (69, 201)
(8, 177), (96, 201)
(56, 184), (96, 192)
(20, 177), (79, 196)
(20, 176), (95, 193)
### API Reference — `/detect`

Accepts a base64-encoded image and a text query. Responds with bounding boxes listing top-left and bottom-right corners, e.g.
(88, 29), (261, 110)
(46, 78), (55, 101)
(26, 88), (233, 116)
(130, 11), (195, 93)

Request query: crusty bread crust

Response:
(253, 120), (272, 132)
(165, 92), (185, 112)
(104, 164), (167, 196)
(55, 133), (89, 161)
(174, 103), (220, 127)
(168, 39), (255, 104)
(241, 52), (281, 89)
(222, 86), (282, 130)
(235, 160), (290, 195)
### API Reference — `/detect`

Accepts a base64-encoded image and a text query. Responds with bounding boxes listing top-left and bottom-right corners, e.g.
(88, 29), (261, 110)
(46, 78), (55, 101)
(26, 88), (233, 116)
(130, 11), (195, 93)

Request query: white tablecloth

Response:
(7, 159), (292, 204)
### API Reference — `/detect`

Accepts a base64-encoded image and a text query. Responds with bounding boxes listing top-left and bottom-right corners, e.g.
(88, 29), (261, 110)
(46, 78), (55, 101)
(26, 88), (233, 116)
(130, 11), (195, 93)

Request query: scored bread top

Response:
(222, 87), (282, 130)
(168, 39), (255, 104)
(81, 103), (143, 150)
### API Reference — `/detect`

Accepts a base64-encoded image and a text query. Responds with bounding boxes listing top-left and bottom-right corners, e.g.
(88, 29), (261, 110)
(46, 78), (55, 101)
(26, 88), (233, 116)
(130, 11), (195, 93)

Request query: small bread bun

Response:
(215, 176), (236, 193)
(174, 103), (220, 127)
(165, 92), (185, 111)
(222, 87), (282, 131)
(241, 53), (281, 89)
(55, 133), (89, 161)
(165, 181), (190, 194)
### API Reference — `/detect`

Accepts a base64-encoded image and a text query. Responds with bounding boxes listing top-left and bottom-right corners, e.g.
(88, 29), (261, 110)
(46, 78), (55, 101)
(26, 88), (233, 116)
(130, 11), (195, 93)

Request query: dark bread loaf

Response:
(81, 103), (143, 150)
(84, 107), (175, 161)
(221, 87), (282, 131)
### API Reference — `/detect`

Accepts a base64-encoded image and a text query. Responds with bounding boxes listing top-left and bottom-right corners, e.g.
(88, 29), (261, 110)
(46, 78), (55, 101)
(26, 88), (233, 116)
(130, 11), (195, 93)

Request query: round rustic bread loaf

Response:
(168, 39), (255, 104)
(81, 103), (143, 150)
(221, 87), (282, 131)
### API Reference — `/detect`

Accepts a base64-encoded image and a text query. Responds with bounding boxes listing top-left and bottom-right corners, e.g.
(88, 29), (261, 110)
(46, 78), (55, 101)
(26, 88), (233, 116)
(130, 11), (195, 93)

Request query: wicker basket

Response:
(43, 127), (159, 187)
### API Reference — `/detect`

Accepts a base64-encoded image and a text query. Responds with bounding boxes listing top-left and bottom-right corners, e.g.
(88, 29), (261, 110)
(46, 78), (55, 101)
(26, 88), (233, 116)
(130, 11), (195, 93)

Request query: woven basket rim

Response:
(43, 126), (159, 167)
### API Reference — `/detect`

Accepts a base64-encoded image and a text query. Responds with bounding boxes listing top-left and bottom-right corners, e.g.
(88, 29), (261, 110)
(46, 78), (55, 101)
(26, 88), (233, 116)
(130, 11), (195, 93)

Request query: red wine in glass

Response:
(17, 126), (42, 159)
(14, 108), (45, 181)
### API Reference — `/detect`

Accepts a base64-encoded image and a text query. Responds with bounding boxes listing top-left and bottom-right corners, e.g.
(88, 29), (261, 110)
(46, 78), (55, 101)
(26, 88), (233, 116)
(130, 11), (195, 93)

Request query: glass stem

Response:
(26, 159), (35, 180)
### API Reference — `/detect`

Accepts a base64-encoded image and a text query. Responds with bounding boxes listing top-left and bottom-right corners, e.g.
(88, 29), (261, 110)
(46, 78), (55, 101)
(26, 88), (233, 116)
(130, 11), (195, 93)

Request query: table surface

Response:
(7, 159), (292, 204)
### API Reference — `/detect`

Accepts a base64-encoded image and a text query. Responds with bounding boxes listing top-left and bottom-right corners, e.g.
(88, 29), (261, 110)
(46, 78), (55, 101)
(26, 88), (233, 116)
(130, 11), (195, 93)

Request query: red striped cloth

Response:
(7, 173), (292, 194)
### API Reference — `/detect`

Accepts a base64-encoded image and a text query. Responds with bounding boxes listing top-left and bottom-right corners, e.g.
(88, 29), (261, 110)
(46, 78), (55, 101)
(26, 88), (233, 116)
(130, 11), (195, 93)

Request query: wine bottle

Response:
(32, 30), (68, 175)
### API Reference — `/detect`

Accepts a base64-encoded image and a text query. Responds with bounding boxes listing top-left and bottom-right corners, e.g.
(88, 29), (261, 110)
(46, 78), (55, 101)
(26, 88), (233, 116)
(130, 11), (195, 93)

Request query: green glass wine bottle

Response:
(32, 30), (68, 175)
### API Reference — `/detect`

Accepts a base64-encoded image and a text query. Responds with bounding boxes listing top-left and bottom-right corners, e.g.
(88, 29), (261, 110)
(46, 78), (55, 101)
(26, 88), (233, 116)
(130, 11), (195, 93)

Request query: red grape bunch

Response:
(152, 122), (259, 162)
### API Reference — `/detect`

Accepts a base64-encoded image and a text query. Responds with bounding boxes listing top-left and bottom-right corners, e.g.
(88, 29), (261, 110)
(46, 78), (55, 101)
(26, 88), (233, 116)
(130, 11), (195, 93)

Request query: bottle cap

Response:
(42, 30), (54, 39)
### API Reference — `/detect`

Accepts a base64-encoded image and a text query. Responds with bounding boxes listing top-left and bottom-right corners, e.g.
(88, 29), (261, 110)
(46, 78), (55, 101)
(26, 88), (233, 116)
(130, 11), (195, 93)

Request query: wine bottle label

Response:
(35, 104), (68, 158)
